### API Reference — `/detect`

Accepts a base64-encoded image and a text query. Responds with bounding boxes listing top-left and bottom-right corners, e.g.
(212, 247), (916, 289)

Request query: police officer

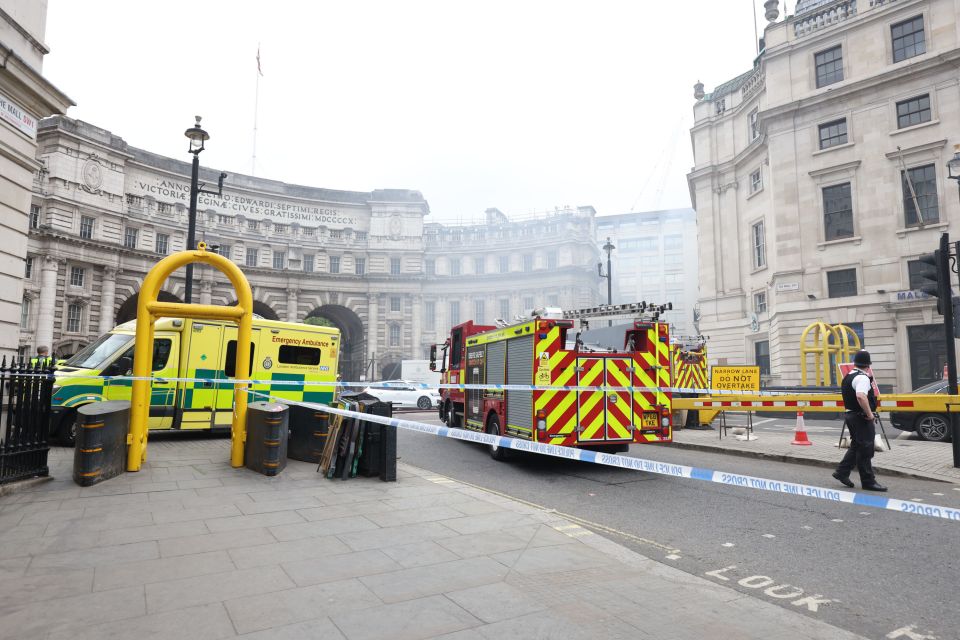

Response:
(30, 345), (52, 368)
(832, 350), (887, 492)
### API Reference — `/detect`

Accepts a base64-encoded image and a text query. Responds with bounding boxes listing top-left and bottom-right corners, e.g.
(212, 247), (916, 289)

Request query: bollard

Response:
(73, 400), (129, 486)
(287, 404), (329, 463)
(245, 402), (289, 476)
(341, 391), (396, 482)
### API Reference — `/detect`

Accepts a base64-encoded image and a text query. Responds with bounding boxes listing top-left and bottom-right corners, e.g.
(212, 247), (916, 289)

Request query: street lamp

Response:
(948, 144), (960, 200)
(946, 144), (960, 466)
(183, 116), (226, 304)
(597, 236), (615, 326)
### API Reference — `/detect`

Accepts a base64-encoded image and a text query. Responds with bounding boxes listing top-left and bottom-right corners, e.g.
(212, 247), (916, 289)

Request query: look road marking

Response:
(704, 565), (838, 613)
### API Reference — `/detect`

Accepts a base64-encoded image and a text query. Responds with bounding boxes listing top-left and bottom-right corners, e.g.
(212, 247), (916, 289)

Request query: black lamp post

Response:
(597, 236), (615, 326)
(947, 144), (960, 465)
(183, 116), (226, 304)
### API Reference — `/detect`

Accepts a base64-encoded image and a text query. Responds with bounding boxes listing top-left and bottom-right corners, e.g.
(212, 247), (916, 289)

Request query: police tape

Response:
(33, 371), (822, 398)
(249, 390), (960, 524)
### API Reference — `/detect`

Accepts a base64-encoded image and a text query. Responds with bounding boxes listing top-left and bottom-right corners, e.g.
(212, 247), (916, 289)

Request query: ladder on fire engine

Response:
(561, 301), (673, 323)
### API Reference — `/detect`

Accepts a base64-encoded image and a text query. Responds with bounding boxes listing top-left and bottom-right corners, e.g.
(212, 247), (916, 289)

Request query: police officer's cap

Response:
(853, 350), (871, 367)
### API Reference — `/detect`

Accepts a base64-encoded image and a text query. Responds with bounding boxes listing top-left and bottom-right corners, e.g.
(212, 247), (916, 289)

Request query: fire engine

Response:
(429, 302), (673, 460)
(670, 335), (708, 391)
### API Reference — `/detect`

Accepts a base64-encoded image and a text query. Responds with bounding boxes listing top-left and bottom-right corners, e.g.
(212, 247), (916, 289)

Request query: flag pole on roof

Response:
(252, 44), (262, 176)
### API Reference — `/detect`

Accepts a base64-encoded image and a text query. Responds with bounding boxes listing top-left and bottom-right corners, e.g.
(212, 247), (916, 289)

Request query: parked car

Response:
(362, 379), (440, 410)
(889, 379), (953, 442)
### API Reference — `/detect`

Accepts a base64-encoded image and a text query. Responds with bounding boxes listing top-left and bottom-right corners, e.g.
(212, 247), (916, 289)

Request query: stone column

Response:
(98, 267), (118, 334)
(286, 288), (299, 322)
(199, 280), (213, 306)
(34, 257), (59, 353)
(367, 294), (378, 379)
(410, 294), (422, 358)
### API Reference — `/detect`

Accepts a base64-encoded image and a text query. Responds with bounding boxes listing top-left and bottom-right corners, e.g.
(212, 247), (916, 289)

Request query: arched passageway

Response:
(115, 291), (183, 324)
(304, 305), (365, 382)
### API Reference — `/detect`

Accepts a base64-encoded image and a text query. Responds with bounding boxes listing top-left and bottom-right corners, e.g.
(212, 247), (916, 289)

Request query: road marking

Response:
(887, 624), (939, 639)
(762, 533), (775, 538)
(802, 525), (813, 530)
(753, 418), (776, 425)
(665, 554), (681, 560)
(831, 519), (844, 523)
(860, 512), (871, 516)
(910, 498), (925, 502)
(722, 542), (735, 547)
(932, 493), (944, 496)
(704, 565), (838, 613)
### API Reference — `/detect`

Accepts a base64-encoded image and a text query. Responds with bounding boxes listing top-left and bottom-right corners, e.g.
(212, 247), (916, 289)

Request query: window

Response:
(69, 266), (85, 287)
(450, 258), (461, 276)
(896, 95), (931, 129)
(748, 108), (760, 141)
(29, 205), (40, 228)
(750, 169), (762, 193)
(499, 256), (509, 273)
(908, 259), (926, 290)
(390, 296), (401, 312)
(499, 298), (510, 320)
(664, 235), (683, 251)
(247, 220), (259, 231)
(827, 268), (858, 298)
(303, 227), (315, 237)
(66, 303), (83, 333)
(303, 255), (315, 273)
(547, 294), (559, 307)
(24, 257), (32, 279)
(389, 324), (401, 347)
(217, 244), (231, 259)
(354, 257), (365, 275)
(278, 345), (321, 366)
(355, 231), (367, 241)
(474, 299), (485, 324)
(273, 251), (286, 269)
(329, 229), (342, 239)
(245, 248), (258, 267)
(522, 254), (533, 272)
(523, 296), (534, 310)
(715, 99), (725, 115)
(425, 301), (436, 331)
(390, 258), (401, 275)
(902, 164), (939, 226)
(156, 233), (169, 255)
(664, 253), (683, 266)
(818, 119), (848, 150)
(20, 297), (30, 329)
(450, 301), (460, 326)
(638, 237), (658, 252)
(755, 340), (770, 376)
(274, 224), (288, 235)
(815, 46), (843, 88)
(892, 16), (925, 63)
(79, 215), (94, 239)
(425, 259), (435, 275)
(547, 250), (558, 269)
(329, 256), (340, 274)
(217, 215), (232, 225)
(754, 291), (767, 314)
(752, 221), (766, 269)
(156, 202), (170, 215)
(474, 257), (485, 274)
(124, 228), (138, 249)
(224, 340), (255, 377)
(822, 183), (853, 241)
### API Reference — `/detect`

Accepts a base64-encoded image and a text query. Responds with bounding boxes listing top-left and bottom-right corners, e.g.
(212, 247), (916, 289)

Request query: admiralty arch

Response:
(21, 116), (602, 380)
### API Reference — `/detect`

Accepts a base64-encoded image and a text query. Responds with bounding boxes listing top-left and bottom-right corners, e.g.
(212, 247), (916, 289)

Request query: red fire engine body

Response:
(430, 309), (672, 459)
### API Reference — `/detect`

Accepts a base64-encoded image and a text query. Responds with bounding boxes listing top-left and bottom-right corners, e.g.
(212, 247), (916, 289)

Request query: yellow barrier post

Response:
(128, 242), (253, 471)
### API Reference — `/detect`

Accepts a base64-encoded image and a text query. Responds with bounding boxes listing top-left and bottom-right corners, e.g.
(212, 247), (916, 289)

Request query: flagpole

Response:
(252, 44), (260, 176)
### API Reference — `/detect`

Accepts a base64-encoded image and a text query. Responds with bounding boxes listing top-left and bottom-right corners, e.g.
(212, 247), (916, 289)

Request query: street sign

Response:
(711, 366), (760, 392)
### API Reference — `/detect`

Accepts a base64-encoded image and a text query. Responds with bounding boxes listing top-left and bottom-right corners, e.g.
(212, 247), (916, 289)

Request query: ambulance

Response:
(50, 317), (340, 445)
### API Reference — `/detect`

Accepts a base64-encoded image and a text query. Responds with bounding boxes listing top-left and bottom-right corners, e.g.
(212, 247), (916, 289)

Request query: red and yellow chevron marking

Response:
(604, 358), (633, 440)
(672, 345), (708, 390)
(537, 350), (578, 445)
(576, 357), (606, 442)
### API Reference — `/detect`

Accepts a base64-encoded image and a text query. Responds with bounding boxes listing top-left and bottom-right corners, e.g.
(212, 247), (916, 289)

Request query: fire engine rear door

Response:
(576, 357), (606, 442)
(604, 358), (634, 440)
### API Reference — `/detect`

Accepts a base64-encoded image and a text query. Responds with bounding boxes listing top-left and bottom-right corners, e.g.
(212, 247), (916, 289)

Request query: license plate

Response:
(641, 412), (659, 428)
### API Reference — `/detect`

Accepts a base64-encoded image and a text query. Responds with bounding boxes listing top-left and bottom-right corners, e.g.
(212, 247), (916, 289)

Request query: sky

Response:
(42, 1), (783, 222)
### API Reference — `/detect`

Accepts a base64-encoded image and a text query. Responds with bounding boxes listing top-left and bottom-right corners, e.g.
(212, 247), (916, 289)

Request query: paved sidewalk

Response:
(673, 423), (960, 483)
(0, 439), (867, 640)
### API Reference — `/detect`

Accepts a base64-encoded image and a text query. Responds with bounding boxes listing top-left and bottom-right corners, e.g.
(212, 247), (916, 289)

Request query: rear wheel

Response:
(417, 396), (432, 410)
(447, 403), (460, 429)
(915, 413), (951, 442)
(487, 414), (508, 461)
(57, 410), (77, 447)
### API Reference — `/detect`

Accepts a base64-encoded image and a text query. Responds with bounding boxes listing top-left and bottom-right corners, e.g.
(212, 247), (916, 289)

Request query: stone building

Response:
(23, 117), (601, 380)
(595, 209), (699, 337)
(0, 0), (72, 361)
(687, 0), (960, 391)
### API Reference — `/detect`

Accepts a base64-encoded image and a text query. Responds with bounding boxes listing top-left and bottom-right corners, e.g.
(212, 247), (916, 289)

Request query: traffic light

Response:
(916, 250), (946, 314)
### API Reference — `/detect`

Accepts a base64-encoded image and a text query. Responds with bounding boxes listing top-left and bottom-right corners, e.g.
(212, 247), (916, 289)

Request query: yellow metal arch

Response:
(800, 320), (863, 386)
(128, 242), (253, 471)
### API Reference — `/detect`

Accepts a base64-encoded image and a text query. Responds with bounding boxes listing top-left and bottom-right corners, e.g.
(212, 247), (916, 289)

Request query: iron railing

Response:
(0, 358), (53, 485)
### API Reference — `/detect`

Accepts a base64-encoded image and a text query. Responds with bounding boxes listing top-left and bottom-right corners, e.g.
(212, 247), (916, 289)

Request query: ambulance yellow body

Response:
(50, 317), (340, 444)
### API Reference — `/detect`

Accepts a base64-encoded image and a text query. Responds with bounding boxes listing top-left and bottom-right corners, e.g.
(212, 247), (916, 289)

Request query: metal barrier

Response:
(0, 358), (53, 485)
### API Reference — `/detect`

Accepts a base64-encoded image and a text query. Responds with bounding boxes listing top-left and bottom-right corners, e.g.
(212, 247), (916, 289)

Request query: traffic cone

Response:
(791, 411), (813, 446)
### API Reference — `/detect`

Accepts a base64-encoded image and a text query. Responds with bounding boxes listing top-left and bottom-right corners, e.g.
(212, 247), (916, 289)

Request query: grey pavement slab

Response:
(0, 441), (872, 640)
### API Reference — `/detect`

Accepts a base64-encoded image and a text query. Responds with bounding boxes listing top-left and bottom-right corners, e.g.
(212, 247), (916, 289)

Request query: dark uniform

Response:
(834, 368), (881, 489)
